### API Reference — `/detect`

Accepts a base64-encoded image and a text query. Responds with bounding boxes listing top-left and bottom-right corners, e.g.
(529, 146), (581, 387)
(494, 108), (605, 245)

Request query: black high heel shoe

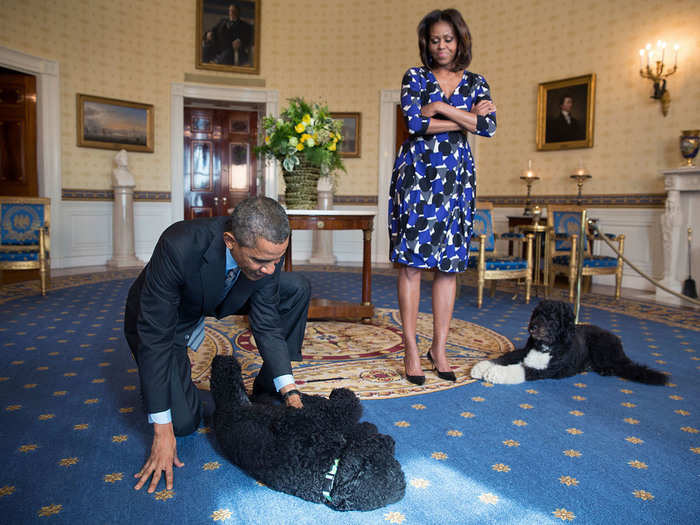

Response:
(426, 351), (456, 382)
(404, 358), (425, 385)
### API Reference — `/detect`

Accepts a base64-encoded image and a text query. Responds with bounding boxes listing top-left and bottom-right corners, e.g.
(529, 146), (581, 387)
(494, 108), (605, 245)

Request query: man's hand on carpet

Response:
(280, 384), (303, 409)
(133, 422), (184, 493)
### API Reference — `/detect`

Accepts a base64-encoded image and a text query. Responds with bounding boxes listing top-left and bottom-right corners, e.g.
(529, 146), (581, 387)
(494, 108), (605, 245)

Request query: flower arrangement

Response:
(256, 98), (345, 174)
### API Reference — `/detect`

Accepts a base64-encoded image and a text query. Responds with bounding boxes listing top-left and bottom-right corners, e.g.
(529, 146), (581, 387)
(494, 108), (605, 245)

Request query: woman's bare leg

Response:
(430, 271), (457, 371)
(397, 265), (423, 376)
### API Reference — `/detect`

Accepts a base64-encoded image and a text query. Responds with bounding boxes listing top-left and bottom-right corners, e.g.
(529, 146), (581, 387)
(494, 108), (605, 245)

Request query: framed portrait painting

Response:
(76, 94), (154, 153)
(196, 0), (261, 75)
(331, 112), (361, 158)
(536, 74), (596, 151)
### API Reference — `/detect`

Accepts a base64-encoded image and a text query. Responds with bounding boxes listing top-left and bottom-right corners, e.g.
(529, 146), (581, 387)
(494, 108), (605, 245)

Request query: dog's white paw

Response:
(483, 364), (526, 384)
(471, 360), (495, 379)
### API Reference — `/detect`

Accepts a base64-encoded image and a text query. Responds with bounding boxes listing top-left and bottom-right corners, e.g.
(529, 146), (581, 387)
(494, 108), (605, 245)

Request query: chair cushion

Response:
(0, 204), (45, 246)
(0, 251), (40, 261)
(468, 256), (528, 271)
(552, 255), (618, 268)
(470, 208), (495, 252)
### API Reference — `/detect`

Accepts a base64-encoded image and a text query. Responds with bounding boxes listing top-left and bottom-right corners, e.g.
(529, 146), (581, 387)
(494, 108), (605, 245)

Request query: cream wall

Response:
(1, 0), (698, 197)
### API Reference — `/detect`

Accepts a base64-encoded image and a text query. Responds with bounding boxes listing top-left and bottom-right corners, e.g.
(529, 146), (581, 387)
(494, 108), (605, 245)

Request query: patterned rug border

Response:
(2, 266), (698, 330)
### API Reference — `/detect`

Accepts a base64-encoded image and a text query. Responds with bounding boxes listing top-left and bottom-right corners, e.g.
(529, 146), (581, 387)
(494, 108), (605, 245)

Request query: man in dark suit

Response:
(124, 196), (310, 493)
(202, 3), (253, 66)
(546, 94), (583, 143)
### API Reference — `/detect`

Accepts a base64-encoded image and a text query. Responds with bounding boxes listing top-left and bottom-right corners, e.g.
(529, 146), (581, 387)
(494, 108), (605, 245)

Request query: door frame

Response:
(0, 45), (62, 265)
(377, 89), (478, 265)
(170, 83), (278, 223)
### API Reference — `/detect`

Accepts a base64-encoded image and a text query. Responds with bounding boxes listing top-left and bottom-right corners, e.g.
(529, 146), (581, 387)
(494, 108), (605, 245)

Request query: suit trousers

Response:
(125, 272), (311, 436)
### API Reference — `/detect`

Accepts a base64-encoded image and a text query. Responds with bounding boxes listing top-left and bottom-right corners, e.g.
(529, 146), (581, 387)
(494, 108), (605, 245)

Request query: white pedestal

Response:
(308, 177), (337, 265)
(658, 167), (700, 305)
(107, 185), (143, 268)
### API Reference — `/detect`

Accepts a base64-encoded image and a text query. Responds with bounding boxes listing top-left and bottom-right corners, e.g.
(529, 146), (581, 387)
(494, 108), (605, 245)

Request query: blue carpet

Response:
(0, 270), (698, 524)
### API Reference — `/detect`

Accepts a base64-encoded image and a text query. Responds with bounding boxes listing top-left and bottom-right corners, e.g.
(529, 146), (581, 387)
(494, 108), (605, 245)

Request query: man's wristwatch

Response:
(281, 388), (301, 401)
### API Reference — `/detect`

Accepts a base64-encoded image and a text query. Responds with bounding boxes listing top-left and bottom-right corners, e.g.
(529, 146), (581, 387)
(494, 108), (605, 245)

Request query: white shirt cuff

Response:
(273, 374), (295, 392)
(148, 409), (172, 424)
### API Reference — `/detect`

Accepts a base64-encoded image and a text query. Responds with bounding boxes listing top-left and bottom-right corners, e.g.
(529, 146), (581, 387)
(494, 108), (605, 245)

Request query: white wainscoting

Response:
(55, 201), (172, 268)
(492, 207), (663, 292)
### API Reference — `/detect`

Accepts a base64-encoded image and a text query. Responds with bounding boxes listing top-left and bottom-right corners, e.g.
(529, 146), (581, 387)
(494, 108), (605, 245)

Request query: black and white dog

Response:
(470, 300), (668, 385)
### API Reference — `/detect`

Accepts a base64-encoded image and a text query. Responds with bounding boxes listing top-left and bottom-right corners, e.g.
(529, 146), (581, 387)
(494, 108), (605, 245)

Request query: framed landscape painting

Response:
(76, 94), (154, 153)
(196, 0), (261, 75)
(536, 74), (596, 151)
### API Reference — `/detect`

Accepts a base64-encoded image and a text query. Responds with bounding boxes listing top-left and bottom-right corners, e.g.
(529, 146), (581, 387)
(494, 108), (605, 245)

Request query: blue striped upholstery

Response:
(0, 251), (40, 262)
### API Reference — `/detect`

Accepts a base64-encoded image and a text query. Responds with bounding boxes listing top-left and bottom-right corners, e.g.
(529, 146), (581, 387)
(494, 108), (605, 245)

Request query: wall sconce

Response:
(639, 40), (679, 116)
(520, 160), (540, 216)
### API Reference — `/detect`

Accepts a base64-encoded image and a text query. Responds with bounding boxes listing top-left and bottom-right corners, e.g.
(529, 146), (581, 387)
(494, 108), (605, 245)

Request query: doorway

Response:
(183, 103), (260, 219)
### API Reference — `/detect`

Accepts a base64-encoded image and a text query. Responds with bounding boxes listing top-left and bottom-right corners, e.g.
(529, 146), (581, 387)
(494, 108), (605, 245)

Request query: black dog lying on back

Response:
(210, 355), (406, 511)
(471, 300), (668, 385)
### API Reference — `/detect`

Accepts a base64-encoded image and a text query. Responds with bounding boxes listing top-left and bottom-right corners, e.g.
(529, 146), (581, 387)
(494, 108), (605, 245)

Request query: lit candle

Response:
(639, 49), (644, 70)
(645, 43), (651, 67)
(660, 41), (666, 64)
(674, 44), (679, 68)
(576, 159), (585, 176)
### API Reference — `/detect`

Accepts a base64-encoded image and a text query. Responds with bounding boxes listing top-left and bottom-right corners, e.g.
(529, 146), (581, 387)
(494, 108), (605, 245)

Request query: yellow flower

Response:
(328, 143), (336, 151)
(295, 122), (306, 133)
(296, 143), (304, 151)
(313, 132), (318, 141)
(300, 133), (310, 143)
(265, 136), (270, 144)
(302, 114), (311, 124)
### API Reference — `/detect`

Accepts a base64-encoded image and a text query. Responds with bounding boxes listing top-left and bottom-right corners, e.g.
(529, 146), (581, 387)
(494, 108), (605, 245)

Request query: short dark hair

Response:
(417, 9), (472, 72)
(559, 94), (574, 106)
(230, 196), (289, 247)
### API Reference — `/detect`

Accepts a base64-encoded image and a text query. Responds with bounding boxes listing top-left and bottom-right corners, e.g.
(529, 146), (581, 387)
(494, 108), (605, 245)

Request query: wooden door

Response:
(183, 108), (258, 220)
(0, 72), (38, 197)
(395, 104), (409, 155)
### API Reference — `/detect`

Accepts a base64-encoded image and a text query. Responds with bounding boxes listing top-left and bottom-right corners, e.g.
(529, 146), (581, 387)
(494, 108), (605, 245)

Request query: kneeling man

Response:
(124, 196), (310, 493)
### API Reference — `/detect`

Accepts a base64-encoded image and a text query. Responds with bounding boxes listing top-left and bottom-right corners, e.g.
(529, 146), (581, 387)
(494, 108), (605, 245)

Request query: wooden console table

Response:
(285, 210), (376, 320)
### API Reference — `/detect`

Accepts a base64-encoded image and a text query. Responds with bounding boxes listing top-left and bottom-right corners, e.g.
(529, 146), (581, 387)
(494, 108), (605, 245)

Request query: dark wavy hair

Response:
(417, 9), (472, 72)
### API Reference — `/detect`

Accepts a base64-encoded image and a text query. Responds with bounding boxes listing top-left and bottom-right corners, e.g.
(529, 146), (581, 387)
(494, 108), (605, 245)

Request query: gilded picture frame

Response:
(76, 94), (154, 153)
(536, 74), (596, 151)
(331, 112), (361, 158)
(196, 0), (261, 75)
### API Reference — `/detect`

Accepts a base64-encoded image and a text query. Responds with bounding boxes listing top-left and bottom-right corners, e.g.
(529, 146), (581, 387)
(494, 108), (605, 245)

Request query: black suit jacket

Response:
(125, 216), (293, 414)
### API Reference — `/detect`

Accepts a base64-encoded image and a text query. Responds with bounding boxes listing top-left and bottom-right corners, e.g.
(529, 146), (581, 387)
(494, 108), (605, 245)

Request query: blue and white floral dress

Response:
(388, 67), (497, 272)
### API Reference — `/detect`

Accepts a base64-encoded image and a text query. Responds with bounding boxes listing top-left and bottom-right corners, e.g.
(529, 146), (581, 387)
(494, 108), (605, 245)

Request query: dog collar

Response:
(322, 458), (340, 503)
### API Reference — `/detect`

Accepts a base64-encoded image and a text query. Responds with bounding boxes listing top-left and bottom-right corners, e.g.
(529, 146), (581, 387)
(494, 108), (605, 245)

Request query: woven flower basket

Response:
(283, 157), (321, 209)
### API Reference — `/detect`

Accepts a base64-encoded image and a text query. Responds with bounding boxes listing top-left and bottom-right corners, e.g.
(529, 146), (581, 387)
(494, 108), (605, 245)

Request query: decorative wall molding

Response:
(480, 194), (665, 208)
(62, 189), (171, 201)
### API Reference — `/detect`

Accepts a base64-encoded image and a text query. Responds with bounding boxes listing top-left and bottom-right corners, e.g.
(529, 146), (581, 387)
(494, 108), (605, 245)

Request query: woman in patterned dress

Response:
(388, 9), (497, 384)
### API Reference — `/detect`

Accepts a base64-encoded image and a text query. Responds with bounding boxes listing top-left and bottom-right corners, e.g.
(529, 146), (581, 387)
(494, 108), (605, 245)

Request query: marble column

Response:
(308, 175), (337, 265)
(657, 166), (700, 305)
(107, 150), (143, 268)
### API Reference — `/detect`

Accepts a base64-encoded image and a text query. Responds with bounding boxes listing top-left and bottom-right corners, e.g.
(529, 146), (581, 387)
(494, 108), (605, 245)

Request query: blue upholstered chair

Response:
(546, 205), (624, 301)
(0, 197), (51, 295)
(466, 202), (533, 308)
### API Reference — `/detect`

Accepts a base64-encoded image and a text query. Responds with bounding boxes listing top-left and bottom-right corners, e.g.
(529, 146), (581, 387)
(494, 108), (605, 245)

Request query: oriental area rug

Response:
(0, 268), (698, 524)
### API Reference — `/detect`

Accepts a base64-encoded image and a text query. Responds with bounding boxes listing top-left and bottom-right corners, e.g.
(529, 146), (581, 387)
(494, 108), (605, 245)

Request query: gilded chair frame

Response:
(0, 196), (51, 295)
(546, 204), (625, 301)
(470, 202), (534, 308)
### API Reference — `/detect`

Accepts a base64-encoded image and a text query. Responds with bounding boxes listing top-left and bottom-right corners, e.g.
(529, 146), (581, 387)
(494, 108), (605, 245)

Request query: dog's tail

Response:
(613, 360), (668, 385)
(211, 355), (251, 411)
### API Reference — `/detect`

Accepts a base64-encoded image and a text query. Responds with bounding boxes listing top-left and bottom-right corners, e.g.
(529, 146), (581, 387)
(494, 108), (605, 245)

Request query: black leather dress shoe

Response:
(426, 351), (456, 382)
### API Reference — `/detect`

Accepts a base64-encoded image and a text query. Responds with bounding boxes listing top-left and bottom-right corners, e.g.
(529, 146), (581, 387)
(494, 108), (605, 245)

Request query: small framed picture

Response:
(76, 94), (154, 153)
(536, 74), (596, 151)
(196, 0), (261, 75)
(331, 112), (361, 158)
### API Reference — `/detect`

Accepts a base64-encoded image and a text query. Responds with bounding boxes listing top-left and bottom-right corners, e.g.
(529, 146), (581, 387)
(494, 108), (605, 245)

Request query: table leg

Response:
(362, 229), (372, 305)
(284, 231), (293, 272)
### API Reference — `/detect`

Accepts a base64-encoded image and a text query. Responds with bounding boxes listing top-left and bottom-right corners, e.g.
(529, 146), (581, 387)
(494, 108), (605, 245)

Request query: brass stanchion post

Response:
(574, 210), (587, 324)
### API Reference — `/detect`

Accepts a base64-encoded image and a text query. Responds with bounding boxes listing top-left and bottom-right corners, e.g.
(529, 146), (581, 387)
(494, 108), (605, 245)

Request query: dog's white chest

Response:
(523, 349), (551, 370)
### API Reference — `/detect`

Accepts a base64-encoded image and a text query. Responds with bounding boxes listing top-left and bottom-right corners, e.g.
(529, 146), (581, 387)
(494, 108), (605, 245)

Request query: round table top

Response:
(519, 224), (553, 233)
